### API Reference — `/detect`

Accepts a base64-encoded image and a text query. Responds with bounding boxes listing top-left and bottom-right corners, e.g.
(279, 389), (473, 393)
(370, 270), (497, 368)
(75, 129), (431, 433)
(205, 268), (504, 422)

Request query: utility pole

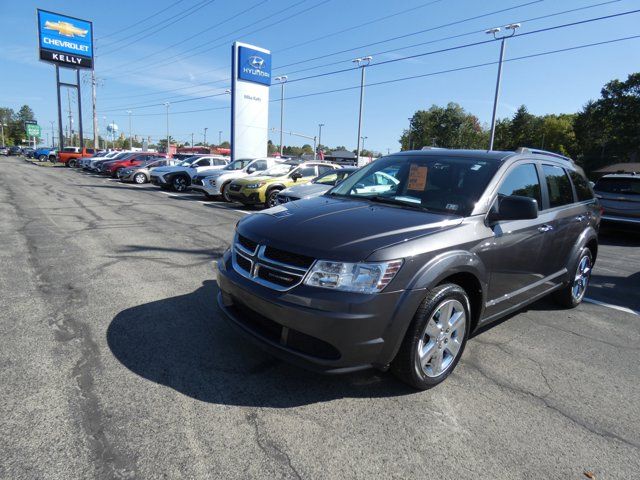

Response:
(92, 69), (98, 149)
(50, 121), (55, 147)
(274, 75), (288, 155)
(127, 110), (132, 150)
(318, 123), (324, 154)
(218, 130), (222, 145)
(361, 136), (368, 154)
(203, 127), (208, 146)
(353, 56), (372, 161)
(486, 23), (520, 151)
(164, 102), (170, 157)
(67, 88), (74, 146)
(407, 117), (413, 150)
(0, 118), (5, 147)
(191, 132), (194, 147)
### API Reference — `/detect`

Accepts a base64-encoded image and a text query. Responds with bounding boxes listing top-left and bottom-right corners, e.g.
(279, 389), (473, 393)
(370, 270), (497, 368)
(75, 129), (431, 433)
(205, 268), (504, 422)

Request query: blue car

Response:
(34, 147), (57, 162)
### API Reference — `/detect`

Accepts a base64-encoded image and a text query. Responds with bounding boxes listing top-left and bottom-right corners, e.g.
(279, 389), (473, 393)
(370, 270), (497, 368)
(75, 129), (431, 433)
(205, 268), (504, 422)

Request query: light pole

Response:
(318, 123), (324, 156)
(50, 121), (55, 147)
(127, 110), (133, 150)
(0, 120), (6, 147)
(361, 136), (368, 154)
(487, 23), (520, 151)
(407, 117), (413, 150)
(274, 75), (288, 155)
(204, 127), (208, 146)
(164, 102), (170, 156)
(218, 130), (222, 145)
(353, 56), (372, 161)
(191, 132), (194, 147)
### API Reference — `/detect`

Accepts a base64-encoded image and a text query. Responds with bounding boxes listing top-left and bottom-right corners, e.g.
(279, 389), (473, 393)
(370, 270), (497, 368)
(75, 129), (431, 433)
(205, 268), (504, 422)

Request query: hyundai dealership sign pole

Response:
(230, 42), (271, 161)
(37, 9), (94, 150)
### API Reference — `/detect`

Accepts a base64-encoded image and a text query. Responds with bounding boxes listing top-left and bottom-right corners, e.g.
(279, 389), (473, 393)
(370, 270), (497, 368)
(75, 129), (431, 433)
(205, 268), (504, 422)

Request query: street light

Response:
(317, 123), (324, 159)
(218, 130), (222, 145)
(164, 102), (170, 156)
(407, 117), (413, 150)
(204, 127), (208, 146)
(50, 120), (55, 148)
(361, 136), (368, 154)
(486, 23), (521, 150)
(127, 110), (132, 150)
(274, 75), (288, 155)
(353, 56), (372, 160)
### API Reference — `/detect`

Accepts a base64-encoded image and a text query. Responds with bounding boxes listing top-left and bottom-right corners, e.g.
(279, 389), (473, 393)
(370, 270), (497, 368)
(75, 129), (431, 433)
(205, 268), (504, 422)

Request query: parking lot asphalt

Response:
(1, 156), (639, 480)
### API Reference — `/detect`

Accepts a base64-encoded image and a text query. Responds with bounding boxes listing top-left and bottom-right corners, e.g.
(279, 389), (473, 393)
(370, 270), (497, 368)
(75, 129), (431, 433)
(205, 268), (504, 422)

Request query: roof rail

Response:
(421, 146), (447, 150)
(515, 147), (572, 162)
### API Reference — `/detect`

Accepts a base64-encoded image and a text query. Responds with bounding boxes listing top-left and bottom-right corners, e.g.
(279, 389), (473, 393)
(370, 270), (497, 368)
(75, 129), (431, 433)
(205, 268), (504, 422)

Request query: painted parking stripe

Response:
(584, 297), (639, 316)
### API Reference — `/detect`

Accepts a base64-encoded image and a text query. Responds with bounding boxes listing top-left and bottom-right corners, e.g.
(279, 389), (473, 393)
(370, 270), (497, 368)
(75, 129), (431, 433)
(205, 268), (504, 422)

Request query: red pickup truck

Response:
(58, 147), (96, 167)
(100, 152), (166, 178)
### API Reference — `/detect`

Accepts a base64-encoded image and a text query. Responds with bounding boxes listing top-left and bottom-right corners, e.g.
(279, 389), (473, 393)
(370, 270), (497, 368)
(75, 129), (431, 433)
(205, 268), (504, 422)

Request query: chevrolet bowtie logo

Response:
(248, 56), (264, 69)
(44, 20), (88, 38)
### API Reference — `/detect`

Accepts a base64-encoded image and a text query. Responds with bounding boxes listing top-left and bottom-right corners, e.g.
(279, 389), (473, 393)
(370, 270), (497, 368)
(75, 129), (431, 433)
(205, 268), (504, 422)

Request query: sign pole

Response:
(76, 69), (84, 148)
(56, 65), (64, 150)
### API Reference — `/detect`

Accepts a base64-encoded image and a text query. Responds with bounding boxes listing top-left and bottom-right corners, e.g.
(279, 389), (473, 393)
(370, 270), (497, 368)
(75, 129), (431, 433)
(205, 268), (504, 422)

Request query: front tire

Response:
(171, 175), (189, 192)
(554, 248), (593, 308)
(39, 154), (47, 161)
(67, 158), (77, 168)
(265, 188), (281, 208)
(220, 182), (232, 202)
(134, 173), (147, 184)
(391, 283), (470, 390)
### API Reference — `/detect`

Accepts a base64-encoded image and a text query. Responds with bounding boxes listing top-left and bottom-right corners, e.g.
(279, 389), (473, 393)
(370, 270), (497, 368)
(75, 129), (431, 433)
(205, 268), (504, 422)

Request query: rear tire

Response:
(220, 182), (232, 202)
(553, 248), (593, 308)
(39, 154), (47, 161)
(67, 158), (77, 168)
(134, 173), (147, 184)
(391, 283), (470, 390)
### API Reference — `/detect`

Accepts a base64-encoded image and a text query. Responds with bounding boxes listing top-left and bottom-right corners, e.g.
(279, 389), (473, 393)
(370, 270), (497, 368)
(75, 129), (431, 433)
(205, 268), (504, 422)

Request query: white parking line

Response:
(584, 297), (639, 316)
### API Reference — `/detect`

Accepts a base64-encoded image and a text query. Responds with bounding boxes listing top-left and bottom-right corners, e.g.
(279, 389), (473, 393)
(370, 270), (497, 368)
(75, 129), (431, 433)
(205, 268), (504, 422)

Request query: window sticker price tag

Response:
(407, 164), (428, 191)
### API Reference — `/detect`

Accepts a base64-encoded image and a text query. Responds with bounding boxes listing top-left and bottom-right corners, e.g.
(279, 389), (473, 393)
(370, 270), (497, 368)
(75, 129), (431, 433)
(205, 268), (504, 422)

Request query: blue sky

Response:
(1, 0), (639, 153)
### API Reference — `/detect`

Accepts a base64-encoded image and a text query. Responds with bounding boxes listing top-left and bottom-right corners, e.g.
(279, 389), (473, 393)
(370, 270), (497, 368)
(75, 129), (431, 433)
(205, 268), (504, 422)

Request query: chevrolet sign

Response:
(37, 9), (94, 69)
(238, 47), (271, 85)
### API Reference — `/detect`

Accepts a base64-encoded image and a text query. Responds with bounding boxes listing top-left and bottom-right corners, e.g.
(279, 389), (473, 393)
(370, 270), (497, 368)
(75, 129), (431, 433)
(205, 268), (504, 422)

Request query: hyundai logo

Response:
(248, 56), (265, 69)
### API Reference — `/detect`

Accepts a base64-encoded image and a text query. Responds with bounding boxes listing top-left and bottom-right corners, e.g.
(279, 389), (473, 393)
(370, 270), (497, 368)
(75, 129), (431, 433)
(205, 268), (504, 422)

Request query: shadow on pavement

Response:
(107, 280), (413, 407)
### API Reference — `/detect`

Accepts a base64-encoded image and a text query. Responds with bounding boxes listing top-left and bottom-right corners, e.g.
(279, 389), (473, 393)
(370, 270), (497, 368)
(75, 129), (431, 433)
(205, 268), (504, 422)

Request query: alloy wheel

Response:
(173, 176), (188, 192)
(221, 183), (231, 202)
(416, 299), (466, 378)
(572, 255), (591, 302)
(267, 191), (279, 208)
(134, 173), (146, 184)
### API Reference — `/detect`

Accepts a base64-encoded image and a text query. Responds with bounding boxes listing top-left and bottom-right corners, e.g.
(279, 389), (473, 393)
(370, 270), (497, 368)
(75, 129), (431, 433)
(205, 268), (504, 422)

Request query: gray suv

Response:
(593, 173), (640, 227)
(216, 148), (600, 389)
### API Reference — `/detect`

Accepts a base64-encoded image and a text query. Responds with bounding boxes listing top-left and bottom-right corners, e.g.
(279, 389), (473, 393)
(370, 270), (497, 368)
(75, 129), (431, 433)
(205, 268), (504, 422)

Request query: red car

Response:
(99, 152), (166, 178)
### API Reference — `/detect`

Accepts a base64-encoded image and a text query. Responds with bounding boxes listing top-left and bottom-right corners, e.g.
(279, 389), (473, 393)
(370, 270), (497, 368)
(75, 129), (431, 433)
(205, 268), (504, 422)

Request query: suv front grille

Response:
(232, 234), (314, 291)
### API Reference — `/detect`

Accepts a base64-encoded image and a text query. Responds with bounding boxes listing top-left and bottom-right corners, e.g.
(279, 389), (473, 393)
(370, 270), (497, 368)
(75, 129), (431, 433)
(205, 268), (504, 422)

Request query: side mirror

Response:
(291, 172), (302, 181)
(246, 167), (256, 174)
(488, 195), (538, 223)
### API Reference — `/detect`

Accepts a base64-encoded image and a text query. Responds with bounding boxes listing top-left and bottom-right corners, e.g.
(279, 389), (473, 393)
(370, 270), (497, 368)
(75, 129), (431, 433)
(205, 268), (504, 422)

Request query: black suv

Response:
(216, 148), (600, 389)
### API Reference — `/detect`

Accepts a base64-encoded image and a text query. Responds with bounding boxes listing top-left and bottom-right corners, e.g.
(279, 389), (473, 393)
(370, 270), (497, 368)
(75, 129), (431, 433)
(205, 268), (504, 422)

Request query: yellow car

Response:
(228, 161), (338, 207)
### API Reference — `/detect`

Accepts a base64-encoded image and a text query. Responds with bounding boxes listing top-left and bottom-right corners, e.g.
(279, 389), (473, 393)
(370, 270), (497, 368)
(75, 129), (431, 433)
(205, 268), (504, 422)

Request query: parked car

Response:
(99, 152), (166, 178)
(228, 161), (337, 207)
(8, 146), (22, 156)
(150, 155), (229, 192)
(22, 147), (35, 158)
(191, 157), (280, 201)
(277, 167), (358, 204)
(86, 152), (131, 172)
(216, 148), (600, 390)
(33, 147), (57, 162)
(119, 158), (179, 184)
(81, 151), (123, 169)
(593, 173), (640, 227)
(57, 147), (96, 167)
(0, 146), (9, 156)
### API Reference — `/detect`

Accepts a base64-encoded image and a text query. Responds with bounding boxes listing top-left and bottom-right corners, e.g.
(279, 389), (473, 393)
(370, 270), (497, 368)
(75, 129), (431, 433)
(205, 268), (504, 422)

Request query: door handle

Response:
(538, 224), (553, 233)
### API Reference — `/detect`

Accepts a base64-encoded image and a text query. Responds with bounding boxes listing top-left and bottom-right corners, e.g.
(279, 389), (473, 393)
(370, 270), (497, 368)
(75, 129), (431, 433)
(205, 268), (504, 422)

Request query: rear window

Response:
(594, 177), (640, 195)
(569, 170), (594, 201)
(542, 165), (574, 208)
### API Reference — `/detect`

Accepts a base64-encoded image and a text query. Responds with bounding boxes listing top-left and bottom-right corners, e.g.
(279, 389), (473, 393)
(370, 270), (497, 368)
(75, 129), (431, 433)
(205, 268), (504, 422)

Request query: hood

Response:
(237, 196), (462, 262)
(233, 175), (279, 185)
(151, 166), (188, 175)
(280, 183), (331, 198)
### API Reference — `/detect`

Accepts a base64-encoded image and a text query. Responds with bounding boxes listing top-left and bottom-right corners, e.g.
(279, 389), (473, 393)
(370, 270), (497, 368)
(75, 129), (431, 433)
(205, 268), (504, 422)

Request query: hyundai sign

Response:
(231, 42), (271, 161)
(37, 9), (94, 69)
(237, 46), (271, 86)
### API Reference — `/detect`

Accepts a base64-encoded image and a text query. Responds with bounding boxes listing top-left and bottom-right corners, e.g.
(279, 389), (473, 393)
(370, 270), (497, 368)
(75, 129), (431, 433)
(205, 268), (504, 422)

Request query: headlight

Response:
(304, 259), (403, 294)
(208, 178), (217, 186)
(245, 182), (266, 189)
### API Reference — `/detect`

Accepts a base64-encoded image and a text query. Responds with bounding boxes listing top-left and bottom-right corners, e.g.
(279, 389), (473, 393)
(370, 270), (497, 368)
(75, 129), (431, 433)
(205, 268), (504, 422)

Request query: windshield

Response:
(313, 169), (355, 186)
(329, 155), (500, 216)
(261, 163), (297, 177)
(595, 177), (640, 195)
(224, 159), (252, 171)
(178, 156), (201, 166)
(112, 152), (131, 160)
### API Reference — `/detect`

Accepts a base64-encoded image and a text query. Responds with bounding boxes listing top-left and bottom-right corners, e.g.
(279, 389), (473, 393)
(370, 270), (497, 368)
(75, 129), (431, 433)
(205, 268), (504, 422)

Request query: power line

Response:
(97, 8), (640, 112)
(98, 33), (640, 117)
(99, 0), (218, 56)
(96, 0), (188, 41)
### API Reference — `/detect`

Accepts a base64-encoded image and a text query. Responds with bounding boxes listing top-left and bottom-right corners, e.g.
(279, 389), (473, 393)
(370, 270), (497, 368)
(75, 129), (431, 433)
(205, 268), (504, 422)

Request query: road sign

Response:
(25, 120), (37, 125)
(26, 124), (42, 138)
(37, 9), (94, 69)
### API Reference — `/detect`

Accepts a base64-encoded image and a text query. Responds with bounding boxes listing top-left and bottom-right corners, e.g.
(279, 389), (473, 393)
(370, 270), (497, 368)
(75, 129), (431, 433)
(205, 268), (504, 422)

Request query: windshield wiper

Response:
(368, 195), (425, 210)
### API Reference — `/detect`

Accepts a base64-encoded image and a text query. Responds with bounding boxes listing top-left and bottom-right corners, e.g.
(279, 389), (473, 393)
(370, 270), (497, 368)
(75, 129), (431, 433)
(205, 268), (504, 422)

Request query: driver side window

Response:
(497, 163), (542, 208)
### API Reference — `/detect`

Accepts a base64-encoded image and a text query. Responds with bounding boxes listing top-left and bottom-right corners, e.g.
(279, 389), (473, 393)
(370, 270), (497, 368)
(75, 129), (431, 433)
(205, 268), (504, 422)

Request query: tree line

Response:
(0, 105), (37, 146)
(400, 72), (640, 174)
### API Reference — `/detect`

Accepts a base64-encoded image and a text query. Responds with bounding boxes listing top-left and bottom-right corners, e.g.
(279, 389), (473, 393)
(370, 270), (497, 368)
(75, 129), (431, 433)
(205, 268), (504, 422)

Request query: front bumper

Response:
(216, 250), (424, 373)
(228, 189), (264, 205)
(150, 175), (168, 185)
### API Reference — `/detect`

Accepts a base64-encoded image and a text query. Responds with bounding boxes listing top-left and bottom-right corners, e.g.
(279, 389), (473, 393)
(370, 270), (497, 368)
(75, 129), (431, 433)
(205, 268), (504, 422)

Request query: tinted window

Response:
(317, 165), (334, 175)
(543, 165), (574, 208)
(196, 159), (210, 166)
(297, 166), (317, 177)
(498, 163), (542, 207)
(253, 160), (268, 171)
(569, 170), (594, 201)
(594, 177), (640, 195)
(212, 159), (226, 166)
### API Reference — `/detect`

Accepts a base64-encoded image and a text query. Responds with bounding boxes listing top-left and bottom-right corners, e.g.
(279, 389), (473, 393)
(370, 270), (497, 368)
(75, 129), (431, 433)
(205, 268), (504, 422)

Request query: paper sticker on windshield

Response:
(407, 164), (428, 191)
